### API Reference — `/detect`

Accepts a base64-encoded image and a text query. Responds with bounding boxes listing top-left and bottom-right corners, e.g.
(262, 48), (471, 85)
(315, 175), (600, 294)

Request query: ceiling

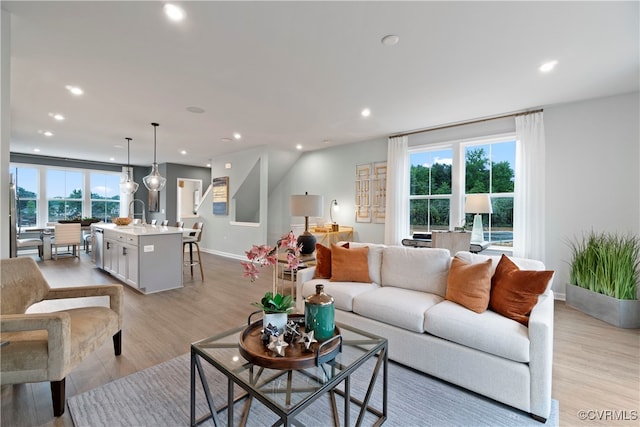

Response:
(5, 1), (639, 168)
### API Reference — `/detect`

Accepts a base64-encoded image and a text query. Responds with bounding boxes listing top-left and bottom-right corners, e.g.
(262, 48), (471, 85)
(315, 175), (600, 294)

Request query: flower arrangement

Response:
(241, 231), (301, 314)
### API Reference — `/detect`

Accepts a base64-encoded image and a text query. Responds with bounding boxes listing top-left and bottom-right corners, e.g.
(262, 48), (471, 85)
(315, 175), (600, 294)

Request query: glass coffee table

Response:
(190, 316), (388, 426)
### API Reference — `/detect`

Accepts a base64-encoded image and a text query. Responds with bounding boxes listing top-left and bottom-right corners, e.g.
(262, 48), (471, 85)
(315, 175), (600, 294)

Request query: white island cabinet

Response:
(93, 223), (183, 294)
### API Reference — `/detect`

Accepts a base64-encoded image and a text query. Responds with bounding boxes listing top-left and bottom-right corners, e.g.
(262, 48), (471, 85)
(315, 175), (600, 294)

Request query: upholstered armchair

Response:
(0, 257), (123, 416)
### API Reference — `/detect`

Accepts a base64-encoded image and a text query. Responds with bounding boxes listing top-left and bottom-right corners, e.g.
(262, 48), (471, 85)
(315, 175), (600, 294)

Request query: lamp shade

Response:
(290, 194), (324, 217)
(464, 194), (493, 214)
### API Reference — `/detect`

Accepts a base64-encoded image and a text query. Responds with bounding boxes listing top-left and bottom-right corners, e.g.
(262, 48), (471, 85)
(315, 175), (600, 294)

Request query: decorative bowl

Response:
(112, 217), (132, 226)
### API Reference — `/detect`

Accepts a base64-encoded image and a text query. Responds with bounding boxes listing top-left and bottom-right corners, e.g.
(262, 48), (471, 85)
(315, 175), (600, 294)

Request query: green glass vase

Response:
(304, 284), (335, 340)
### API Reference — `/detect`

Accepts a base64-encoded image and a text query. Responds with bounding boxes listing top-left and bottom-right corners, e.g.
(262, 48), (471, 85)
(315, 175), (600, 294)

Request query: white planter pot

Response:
(263, 312), (287, 334)
(566, 283), (640, 329)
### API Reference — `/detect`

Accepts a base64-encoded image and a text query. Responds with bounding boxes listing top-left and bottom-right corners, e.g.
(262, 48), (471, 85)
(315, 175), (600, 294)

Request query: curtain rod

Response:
(389, 108), (544, 139)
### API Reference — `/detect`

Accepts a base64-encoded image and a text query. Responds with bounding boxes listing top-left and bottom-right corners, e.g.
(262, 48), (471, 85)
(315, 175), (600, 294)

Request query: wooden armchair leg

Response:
(51, 378), (66, 417)
(113, 330), (122, 356)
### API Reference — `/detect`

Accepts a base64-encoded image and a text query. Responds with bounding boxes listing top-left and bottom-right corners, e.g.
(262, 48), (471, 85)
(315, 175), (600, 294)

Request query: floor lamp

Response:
(464, 194), (492, 243)
(290, 192), (324, 255)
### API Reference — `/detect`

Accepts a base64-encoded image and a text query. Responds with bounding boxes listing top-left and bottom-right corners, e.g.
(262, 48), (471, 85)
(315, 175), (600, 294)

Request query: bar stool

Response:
(160, 220), (169, 226)
(183, 222), (204, 280)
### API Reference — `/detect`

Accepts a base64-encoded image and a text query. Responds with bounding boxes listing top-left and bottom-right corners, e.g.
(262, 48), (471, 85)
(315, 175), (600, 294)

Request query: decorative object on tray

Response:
(298, 329), (317, 351)
(267, 334), (289, 356)
(241, 231), (301, 333)
(112, 217), (132, 226)
(284, 319), (302, 344)
(261, 323), (280, 345)
(305, 284), (335, 340)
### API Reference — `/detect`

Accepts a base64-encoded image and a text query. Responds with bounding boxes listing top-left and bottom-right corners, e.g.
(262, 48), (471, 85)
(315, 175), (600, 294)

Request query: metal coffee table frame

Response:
(190, 321), (388, 427)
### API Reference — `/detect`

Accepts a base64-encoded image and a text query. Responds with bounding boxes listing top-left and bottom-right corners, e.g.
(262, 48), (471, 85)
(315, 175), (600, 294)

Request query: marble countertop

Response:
(92, 223), (184, 236)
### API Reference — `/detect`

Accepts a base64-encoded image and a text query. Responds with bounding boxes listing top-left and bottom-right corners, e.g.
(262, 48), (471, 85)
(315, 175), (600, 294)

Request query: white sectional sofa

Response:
(295, 243), (554, 422)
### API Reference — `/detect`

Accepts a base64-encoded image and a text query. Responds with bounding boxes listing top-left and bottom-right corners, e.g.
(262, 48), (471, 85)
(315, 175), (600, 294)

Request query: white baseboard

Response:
(554, 292), (566, 301)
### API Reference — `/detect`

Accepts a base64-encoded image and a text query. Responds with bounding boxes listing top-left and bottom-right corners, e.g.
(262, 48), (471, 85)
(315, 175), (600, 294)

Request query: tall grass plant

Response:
(569, 232), (640, 300)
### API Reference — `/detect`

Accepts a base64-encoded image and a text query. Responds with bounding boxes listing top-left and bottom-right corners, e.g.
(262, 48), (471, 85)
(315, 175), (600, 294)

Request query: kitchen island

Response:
(91, 223), (184, 294)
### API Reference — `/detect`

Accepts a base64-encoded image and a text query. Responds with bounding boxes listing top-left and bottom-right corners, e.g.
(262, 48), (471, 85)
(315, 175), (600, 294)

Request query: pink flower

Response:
(242, 232), (302, 282)
(241, 261), (261, 282)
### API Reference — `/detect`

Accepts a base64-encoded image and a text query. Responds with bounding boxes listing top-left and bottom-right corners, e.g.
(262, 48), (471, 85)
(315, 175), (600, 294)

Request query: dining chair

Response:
(183, 222), (204, 280)
(150, 219), (157, 225)
(175, 221), (184, 228)
(52, 223), (81, 260)
(15, 226), (44, 259)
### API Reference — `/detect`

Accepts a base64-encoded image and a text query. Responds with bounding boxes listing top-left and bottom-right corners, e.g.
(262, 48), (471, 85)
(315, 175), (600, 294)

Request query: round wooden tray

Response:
(238, 314), (341, 370)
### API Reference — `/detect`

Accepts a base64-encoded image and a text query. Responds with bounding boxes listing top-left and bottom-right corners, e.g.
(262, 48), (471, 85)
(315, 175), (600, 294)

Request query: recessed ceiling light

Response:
(361, 108), (371, 117)
(180, 150), (187, 155)
(164, 4), (185, 21)
(186, 106), (205, 114)
(49, 113), (65, 121)
(43, 131), (53, 137)
(221, 138), (232, 143)
(323, 139), (332, 144)
(296, 144), (303, 150)
(114, 144), (124, 149)
(233, 132), (242, 140)
(539, 60), (558, 73)
(65, 85), (83, 95)
(206, 163), (211, 168)
(225, 162), (232, 169)
(109, 157), (115, 161)
(381, 35), (400, 46)
(33, 148), (40, 152)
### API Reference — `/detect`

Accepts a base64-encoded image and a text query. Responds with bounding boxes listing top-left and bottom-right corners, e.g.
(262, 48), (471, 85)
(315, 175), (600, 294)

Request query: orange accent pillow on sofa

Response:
(489, 254), (554, 326)
(445, 256), (493, 313)
(312, 242), (349, 279)
(330, 244), (371, 283)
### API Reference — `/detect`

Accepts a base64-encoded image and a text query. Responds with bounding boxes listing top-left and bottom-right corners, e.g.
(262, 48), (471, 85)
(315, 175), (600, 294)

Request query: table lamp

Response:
(464, 194), (492, 243)
(330, 199), (339, 231)
(290, 192), (324, 254)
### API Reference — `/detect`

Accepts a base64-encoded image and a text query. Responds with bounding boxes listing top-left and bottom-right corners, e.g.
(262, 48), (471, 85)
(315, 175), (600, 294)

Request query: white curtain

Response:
(384, 136), (410, 245)
(513, 112), (546, 261)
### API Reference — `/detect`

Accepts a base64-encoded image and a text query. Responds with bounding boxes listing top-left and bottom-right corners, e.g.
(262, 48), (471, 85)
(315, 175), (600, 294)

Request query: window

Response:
(11, 162), (122, 226)
(90, 173), (121, 221)
(464, 141), (515, 249)
(47, 169), (83, 222)
(409, 148), (452, 234)
(10, 166), (39, 227)
(409, 136), (516, 250)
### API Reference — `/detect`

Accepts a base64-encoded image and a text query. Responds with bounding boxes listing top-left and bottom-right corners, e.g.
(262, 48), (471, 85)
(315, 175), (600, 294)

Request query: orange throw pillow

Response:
(489, 254), (554, 326)
(330, 244), (371, 283)
(312, 242), (349, 279)
(445, 256), (493, 313)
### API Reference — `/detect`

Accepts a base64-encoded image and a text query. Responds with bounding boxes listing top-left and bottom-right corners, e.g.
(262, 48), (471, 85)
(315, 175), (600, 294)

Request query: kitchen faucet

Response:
(128, 199), (146, 225)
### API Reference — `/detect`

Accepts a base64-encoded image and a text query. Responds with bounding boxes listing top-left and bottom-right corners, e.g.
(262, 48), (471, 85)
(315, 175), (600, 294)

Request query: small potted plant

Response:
(566, 231), (640, 328)
(241, 232), (301, 332)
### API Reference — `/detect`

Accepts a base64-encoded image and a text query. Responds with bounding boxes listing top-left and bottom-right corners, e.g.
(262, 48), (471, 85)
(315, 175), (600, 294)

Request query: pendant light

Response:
(143, 122), (167, 192)
(120, 137), (139, 194)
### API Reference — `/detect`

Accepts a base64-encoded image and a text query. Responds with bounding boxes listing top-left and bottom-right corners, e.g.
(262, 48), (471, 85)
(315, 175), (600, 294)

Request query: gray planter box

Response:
(566, 283), (640, 329)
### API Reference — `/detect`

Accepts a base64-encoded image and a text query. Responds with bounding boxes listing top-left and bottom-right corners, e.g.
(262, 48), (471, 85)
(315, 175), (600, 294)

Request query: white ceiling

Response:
(5, 1), (639, 168)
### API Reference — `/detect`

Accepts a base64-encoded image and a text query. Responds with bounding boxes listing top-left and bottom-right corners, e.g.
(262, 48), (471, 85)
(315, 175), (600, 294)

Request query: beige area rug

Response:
(68, 353), (558, 426)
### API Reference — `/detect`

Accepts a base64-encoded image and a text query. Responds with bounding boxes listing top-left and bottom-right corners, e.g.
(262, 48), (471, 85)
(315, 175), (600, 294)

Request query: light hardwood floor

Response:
(2, 251), (639, 426)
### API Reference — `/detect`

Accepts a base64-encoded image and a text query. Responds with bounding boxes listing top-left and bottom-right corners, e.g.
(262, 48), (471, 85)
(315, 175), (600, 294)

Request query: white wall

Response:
(1, 9), (11, 258)
(271, 137), (389, 244)
(545, 91), (640, 298)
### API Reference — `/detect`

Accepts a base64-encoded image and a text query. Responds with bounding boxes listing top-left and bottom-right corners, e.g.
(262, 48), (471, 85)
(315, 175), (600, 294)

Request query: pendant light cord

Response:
(125, 137), (132, 169)
(151, 122), (159, 163)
